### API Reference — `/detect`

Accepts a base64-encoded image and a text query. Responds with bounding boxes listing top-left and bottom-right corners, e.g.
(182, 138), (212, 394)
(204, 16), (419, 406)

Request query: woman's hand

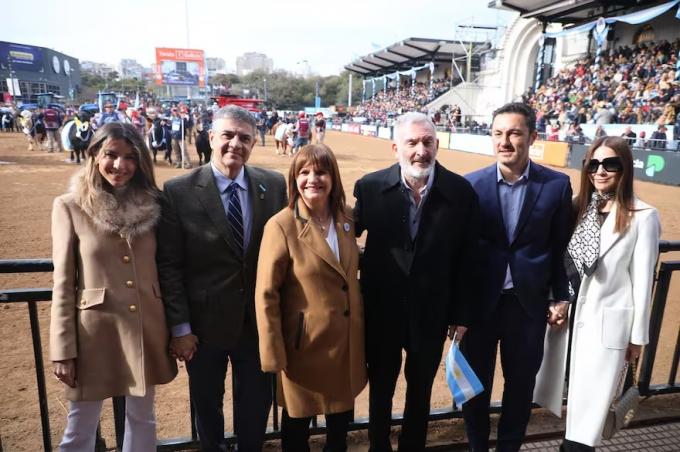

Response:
(53, 359), (76, 387)
(625, 343), (642, 362)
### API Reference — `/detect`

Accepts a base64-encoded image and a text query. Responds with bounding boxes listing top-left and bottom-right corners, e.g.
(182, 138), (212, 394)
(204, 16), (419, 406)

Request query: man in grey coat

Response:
(157, 105), (287, 451)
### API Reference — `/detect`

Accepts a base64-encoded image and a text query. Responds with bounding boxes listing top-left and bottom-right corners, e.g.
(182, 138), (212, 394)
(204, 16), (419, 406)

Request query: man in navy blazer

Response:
(462, 102), (572, 452)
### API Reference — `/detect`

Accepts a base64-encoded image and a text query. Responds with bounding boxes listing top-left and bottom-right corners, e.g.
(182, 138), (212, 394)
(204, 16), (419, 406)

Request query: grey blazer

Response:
(157, 164), (287, 349)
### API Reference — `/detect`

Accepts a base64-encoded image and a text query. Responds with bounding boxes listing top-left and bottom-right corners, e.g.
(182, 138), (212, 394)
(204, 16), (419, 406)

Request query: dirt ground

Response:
(1, 130), (678, 451)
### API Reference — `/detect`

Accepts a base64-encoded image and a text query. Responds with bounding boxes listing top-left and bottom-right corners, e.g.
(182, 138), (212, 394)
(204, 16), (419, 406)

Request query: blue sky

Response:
(4, 0), (516, 75)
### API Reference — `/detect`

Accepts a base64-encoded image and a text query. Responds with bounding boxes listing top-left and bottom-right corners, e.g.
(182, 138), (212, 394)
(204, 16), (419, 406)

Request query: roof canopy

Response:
(345, 37), (488, 77)
(492, 0), (662, 23)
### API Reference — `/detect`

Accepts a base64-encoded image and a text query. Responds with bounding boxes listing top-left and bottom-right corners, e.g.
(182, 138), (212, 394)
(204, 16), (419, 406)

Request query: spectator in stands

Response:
(595, 125), (608, 140)
(634, 130), (647, 149)
(557, 137), (660, 451)
(255, 144), (366, 452)
(621, 126), (637, 146)
(50, 123), (177, 451)
(648, 124), (668, 150)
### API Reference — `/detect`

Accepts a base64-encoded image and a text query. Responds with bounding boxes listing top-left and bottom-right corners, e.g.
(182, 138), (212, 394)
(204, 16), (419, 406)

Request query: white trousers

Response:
(59, 387), (156, 452)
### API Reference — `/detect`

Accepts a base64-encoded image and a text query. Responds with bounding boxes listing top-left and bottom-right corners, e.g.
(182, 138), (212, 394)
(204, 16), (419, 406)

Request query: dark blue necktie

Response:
(225, 183), (244, 255)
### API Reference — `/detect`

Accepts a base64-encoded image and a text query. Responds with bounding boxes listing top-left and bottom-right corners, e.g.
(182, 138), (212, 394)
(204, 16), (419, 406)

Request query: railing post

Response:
(28, 300), (52, 452)
(669, 327), (680, 387)
(638, 262), (673, 396)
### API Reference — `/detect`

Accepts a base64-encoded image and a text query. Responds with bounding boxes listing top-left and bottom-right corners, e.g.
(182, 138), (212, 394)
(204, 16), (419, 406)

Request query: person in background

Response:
(558, 137), (660, 451)
(256, 144), (366, 451)
(314, 112), (326, 144)
(50, 122), (177, 451)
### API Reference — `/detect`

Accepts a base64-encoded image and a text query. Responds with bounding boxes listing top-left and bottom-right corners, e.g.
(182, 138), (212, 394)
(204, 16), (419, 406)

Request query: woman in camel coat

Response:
(256, 144), (367, 452)
(50, 122), (176, 452)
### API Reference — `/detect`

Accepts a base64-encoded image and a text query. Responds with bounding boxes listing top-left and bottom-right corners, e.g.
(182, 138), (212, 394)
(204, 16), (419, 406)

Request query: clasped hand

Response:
(547, 301), (569, 327)
(170, 333), (199, 362)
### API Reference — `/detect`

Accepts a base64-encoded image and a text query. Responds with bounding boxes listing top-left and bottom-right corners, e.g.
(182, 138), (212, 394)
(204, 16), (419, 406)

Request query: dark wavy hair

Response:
(287, 144), (346, 219)
(492, 102), (537, 133)
(575, 136), (635, 233)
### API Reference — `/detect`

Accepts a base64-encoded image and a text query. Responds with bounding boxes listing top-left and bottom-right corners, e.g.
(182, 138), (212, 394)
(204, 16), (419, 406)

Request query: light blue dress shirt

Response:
(497, 161), (530, 290)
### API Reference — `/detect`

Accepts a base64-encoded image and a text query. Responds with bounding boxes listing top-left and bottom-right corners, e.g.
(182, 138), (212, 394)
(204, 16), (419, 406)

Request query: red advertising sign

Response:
(155, 48), (206, 87)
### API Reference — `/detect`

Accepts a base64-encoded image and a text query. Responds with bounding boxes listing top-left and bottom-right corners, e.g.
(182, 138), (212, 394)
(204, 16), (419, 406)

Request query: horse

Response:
(194, 120), (212, 165)
(148, 118), (172, 164)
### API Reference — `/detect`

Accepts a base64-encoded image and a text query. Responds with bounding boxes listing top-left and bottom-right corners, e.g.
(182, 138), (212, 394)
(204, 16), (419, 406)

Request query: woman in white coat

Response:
(561, 136), (660, 451)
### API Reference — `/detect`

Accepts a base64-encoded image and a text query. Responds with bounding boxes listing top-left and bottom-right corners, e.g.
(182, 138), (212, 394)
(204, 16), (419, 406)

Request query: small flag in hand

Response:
(446, 340), (483, 407)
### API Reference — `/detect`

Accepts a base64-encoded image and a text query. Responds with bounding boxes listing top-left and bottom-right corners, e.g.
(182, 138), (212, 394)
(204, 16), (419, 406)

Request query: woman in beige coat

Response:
(50, 122), (177, 452)
(256, 144), (367, 452)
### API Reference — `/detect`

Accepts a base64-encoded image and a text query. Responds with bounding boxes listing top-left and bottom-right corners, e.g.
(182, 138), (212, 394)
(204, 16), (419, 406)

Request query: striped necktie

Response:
(225, 183), (244, 255)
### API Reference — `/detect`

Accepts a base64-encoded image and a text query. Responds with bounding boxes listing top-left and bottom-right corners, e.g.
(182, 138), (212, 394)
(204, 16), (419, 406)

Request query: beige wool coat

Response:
(50, 186), (177, 401)
(255, 201), (367, 418)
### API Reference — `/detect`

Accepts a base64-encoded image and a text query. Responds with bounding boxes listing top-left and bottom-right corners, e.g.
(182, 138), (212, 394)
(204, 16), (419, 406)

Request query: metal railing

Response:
(2, 240), (679, 451)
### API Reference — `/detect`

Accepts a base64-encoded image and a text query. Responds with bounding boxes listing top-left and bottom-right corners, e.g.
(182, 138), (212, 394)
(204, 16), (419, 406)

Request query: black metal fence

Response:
(2, 241), (680, 451)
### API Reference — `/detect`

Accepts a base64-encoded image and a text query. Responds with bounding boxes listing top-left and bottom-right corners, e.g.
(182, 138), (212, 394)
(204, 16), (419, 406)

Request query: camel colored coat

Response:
(255, 201), (367, 418)
(50, 192), (177, 401)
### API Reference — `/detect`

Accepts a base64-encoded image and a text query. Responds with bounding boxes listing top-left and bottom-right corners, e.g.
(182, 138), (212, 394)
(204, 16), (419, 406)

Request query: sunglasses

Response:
(584, 156), (623, 174)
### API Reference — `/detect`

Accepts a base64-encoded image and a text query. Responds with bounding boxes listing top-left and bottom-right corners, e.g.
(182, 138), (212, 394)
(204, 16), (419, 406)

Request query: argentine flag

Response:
(446, 340), (483, 407)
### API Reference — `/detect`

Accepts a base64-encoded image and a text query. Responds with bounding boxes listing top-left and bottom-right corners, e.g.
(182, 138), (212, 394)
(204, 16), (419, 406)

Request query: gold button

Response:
(126, 281), (134, 288)
(122, 255), (131, 263)
(128, 304), (137, 312)
(80, 299), (87, 306)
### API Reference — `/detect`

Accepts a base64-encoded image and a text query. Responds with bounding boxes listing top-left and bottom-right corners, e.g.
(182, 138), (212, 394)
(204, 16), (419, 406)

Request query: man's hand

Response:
(625, 343), (642, 362)
(53, 359), (76, 388)
(447, 325), (468, 343)
(547, 301), (569, 327)
(170, 334), (199, 362)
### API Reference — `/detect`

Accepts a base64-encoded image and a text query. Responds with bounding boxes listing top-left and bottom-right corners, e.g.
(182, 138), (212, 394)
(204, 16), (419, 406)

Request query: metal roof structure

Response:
(491, 0), (662, 23)
(344, 37), (489, 77)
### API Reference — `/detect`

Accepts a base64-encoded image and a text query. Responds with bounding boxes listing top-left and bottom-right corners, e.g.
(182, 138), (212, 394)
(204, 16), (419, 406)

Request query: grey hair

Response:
(212, 105), (257, 133)
(393, 112), (436, 143)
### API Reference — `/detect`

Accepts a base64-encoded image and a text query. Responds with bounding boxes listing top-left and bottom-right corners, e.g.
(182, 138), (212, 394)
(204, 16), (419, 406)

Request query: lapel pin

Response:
(258, 184), (266, 199)
(343, 223), (350, 232)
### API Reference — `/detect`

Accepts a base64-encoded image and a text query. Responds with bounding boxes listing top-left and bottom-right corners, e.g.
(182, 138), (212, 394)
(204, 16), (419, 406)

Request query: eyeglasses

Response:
(584, 156), (623, 174)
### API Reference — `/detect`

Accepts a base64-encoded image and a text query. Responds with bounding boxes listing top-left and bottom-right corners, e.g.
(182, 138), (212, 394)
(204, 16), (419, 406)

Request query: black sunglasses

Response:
(584, 156), (623, 174)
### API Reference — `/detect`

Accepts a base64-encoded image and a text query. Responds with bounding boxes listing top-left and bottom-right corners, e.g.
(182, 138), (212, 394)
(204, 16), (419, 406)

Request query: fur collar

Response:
(69, 169), (160, 239)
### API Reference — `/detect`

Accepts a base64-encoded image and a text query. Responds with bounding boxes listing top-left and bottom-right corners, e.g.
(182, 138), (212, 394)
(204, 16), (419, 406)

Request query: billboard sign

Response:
(0, 41), (45, 72)
(155, 48), (205, 87)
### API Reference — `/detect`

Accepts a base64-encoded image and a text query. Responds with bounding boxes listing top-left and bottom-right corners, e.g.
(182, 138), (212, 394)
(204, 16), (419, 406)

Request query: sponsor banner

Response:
(331, 124), (342, 131)
(347, 123), (361, 134)
(361, 125), (377, 137)
(0, 42), (44, 72)
(378, 126), (392, 140)
(155, 48), (206, 87)
(341, 123), (350, 132)
(570, 144), (680, 186)
(436, 131), (451, 149)
(529, 140), (569, 167)
(448, 133), (494, 156)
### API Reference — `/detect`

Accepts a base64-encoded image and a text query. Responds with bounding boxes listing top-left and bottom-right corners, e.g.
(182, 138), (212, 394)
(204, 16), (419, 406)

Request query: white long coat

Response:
(534, 198), (660, 446)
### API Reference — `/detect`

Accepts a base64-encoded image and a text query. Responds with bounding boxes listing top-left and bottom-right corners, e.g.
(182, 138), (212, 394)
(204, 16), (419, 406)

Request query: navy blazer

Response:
(465, 162), (572, 321)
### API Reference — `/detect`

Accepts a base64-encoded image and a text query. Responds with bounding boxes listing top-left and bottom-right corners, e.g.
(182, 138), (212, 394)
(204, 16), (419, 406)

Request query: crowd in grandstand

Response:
(355, 79), (451, 123)
(525, 39), (680, 136)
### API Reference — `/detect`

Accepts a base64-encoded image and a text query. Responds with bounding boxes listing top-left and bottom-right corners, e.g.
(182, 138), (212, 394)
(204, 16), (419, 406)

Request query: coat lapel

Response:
(598, 202), (621, 258)
(195, 165), (241, 259)
(512, 163), (544, 246)
(296, 200), (348, 281)
(335, 210), (354, 277)
(382, 165), (415, 275)
(244, 166), (269, 264)
(480, 165), (509, 247)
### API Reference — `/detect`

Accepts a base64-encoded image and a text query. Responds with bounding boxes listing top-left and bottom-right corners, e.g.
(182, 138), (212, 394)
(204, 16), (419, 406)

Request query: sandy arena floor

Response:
(1, 130), (678, 451)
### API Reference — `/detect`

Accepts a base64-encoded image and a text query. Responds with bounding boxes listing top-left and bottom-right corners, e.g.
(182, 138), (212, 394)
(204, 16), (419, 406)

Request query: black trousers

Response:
(186, 322), (272, 452)
(367, 323), (445, 452)
(560, 439), (595, 452)
(461, 292), (548, 452)
(281, 409), (353, 452)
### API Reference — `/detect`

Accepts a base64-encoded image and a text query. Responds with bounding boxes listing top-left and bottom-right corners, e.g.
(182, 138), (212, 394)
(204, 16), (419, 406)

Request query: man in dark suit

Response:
(354, 112), (480, 451)
(157, 105), (287, 452)
(462, 102), (572, 452)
